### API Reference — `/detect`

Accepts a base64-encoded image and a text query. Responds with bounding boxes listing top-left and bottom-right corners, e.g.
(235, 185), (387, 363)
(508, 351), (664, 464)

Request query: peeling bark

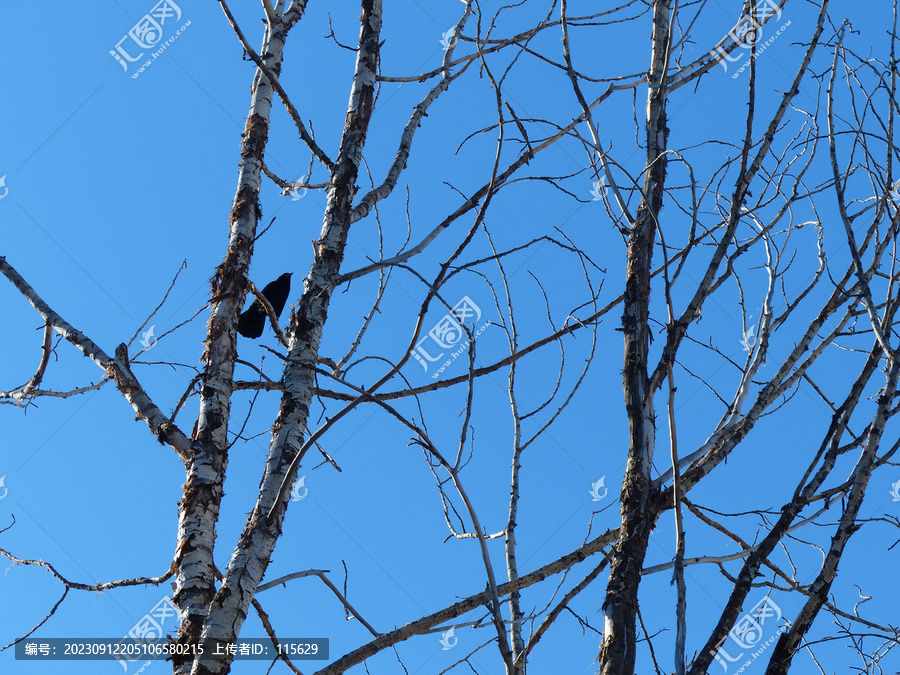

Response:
(173, 14), (290, 674)
(188, 3), (382, 673)
(598, 2), (670, 673)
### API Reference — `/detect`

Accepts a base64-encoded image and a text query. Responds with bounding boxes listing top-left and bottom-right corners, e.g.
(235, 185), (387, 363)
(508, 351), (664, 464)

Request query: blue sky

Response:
(2, 1), (900, 673)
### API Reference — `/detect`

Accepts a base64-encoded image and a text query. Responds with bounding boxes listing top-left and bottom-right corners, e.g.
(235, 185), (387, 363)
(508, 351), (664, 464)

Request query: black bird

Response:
(237, 272), (292, 338)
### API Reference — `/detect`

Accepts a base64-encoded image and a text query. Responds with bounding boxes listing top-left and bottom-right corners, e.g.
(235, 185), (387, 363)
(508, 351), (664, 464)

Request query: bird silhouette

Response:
(237, 272), (292, 338)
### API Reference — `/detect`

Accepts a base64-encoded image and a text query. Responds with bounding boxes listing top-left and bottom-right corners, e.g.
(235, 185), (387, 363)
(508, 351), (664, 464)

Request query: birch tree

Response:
(3, 0), (900, 674)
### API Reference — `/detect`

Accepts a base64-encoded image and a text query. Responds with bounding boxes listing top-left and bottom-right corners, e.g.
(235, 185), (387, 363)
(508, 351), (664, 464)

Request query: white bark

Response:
(190, 4), (382, 672)
(174, 11), (289, 673)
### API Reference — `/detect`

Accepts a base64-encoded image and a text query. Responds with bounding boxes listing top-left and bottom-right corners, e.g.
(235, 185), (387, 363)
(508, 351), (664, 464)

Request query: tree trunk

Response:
(598, 1), (670, 672)
(187, 3), (382, 672)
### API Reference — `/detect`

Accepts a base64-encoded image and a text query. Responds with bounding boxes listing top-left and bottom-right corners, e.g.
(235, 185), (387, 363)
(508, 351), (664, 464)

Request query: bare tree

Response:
(3, 0), (900, 673)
